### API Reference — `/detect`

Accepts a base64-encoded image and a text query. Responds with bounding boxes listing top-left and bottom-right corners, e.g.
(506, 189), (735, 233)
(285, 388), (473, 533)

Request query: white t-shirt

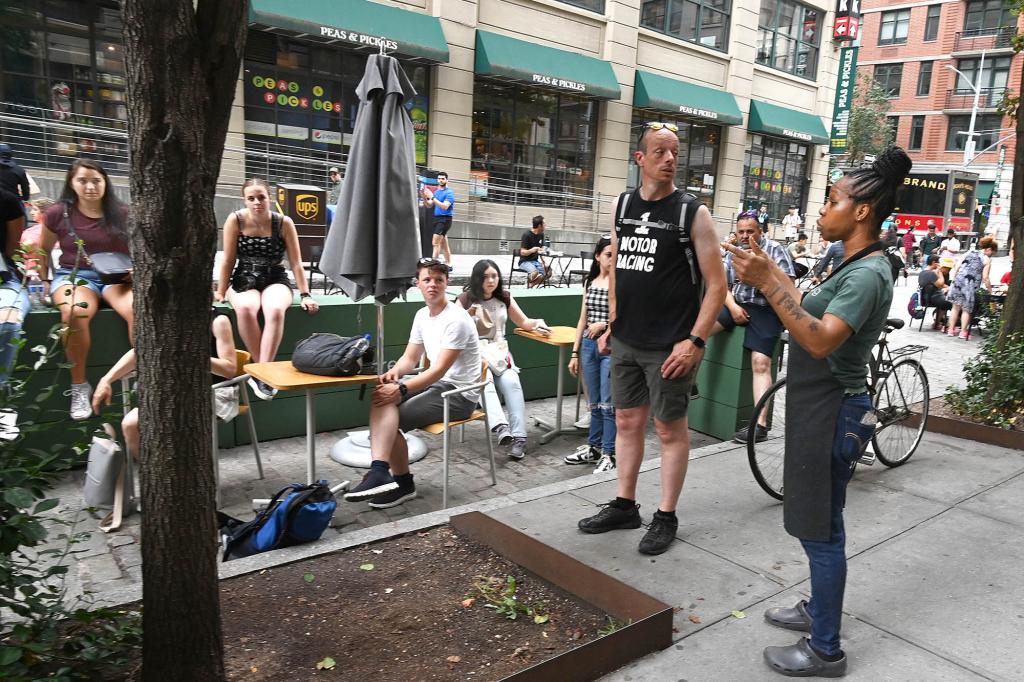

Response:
(410, 301), (482, 402)
(940, 237), (961, 257)
(781, 212), (802, 239)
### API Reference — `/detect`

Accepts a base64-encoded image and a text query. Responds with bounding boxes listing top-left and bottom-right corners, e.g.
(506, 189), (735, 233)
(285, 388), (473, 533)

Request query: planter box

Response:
(450, 511), (673, 681)
(913, 397), (1024, 450)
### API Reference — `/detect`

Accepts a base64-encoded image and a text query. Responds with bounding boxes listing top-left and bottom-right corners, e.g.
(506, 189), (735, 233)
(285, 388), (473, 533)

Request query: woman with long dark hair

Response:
(564, 235), (616, 472)
(39, 159), (132, 420)
(215, 178), (318, 400)
(726, 147), (913, 677)
(457, 259), (548, 460)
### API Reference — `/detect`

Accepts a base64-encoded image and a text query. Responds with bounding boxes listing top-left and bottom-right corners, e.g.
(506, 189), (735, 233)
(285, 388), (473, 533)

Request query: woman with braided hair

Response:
(726, 147), (913, 677)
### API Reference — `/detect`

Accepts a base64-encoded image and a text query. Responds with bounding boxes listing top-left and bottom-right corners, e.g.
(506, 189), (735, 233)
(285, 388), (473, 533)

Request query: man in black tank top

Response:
(577, 123), (726, 556)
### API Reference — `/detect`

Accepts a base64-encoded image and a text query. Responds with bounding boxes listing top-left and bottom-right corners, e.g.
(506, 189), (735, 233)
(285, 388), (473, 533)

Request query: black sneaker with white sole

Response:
(344, 467), (398, 501)
(368, 484), (417, 509)
(248, 377), (278, 401)
(578, 499), (642, 534)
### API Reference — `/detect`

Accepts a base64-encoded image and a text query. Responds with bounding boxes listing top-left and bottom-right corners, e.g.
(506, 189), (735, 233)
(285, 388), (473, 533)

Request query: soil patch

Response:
(221, 526), (610, 680)
(928, 396), (1024, 432)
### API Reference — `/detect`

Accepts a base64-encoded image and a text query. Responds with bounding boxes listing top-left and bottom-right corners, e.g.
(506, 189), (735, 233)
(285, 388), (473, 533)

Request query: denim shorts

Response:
(519, 259), (546, 276)
(0, 276), (31, 317)
(51, 268), (122, 297)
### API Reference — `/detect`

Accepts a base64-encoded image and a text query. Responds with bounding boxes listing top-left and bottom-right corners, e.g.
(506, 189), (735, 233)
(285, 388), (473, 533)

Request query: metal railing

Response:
(0, 101), (611, 232)
(943, 87), (1010, 110)
(953, 26), (1018, 52)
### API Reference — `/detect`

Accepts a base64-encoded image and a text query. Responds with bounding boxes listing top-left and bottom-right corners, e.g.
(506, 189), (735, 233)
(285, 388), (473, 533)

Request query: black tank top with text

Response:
(612, 189), (703, 351)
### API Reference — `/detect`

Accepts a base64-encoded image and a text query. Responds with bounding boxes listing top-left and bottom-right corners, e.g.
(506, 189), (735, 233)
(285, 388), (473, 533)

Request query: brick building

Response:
(859, 0), (1022, 240)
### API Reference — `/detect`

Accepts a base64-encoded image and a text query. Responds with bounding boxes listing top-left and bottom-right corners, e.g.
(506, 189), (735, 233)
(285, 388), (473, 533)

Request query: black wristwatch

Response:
(397, 381), (408, 397)
(688, 334), (706, 349)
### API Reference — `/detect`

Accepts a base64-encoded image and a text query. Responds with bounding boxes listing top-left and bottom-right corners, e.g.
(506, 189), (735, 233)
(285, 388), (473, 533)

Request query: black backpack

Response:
(292, 333), (375, 376)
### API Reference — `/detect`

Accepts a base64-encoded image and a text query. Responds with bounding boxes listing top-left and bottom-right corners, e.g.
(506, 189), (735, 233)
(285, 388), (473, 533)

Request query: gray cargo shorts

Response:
(398, 380), (477, 431)
(610, 338), (696, 423)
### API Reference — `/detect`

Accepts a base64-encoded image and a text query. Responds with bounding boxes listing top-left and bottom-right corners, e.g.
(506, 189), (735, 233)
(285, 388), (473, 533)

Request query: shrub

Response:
(946, 326), (1024, 429)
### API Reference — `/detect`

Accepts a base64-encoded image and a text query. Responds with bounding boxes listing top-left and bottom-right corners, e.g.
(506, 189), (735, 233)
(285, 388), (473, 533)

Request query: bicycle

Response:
(746, 318), (930, 500)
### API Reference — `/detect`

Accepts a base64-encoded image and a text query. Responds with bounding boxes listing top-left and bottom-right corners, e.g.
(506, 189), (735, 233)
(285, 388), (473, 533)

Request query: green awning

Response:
(633, 71), (742, 125)
(976, 180), (994, 203)
(249, 0), (449, 63)
(748, 100), (829, 145)
(474, 30), (620, 100)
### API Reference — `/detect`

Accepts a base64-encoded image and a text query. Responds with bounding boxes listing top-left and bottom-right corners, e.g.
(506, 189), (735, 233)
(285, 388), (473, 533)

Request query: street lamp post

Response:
(945, 50), (986, 166)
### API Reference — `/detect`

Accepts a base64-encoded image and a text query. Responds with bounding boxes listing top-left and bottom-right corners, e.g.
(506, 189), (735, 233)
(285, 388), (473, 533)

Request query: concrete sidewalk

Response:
(491, 430), (1024, 681)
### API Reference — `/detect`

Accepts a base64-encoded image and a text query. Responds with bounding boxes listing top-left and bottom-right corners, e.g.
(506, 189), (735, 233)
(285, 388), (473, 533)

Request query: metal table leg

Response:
(535, 344), (576, 444)
(306, 388), (316, 484)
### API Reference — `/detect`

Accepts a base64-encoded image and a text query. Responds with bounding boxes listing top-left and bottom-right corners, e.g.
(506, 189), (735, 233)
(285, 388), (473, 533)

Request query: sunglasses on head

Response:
(637, 121), (679, 146)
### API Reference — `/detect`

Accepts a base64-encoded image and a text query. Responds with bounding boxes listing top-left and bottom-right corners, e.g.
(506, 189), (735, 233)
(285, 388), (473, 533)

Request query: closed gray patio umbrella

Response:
(321, 52), (420, 306)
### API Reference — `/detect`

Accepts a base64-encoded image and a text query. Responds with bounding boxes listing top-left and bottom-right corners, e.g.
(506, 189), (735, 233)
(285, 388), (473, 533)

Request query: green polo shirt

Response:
(801, 255), (894, 392)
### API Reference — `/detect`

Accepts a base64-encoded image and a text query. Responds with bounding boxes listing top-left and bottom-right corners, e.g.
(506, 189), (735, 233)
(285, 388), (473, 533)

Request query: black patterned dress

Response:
(229, 211), (291, 292)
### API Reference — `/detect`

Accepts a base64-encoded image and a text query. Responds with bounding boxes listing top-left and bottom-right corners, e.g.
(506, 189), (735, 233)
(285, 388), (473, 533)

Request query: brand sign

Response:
(679, 104), (718, 120)
(531, 73), (586, 92)
(950, 179), (977, 218)
(277, 184), (327, 226)
(782, 129), (813, 141)
(319, 26), (398, 52)
(295, 194), (321, 221)
(829, 46), (859, 155)
(834, 0), (861, 40)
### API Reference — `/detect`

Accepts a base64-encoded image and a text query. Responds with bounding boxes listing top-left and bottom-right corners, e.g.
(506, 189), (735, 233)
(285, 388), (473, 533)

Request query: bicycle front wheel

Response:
(747, 378), (787, 500)
(872, 359), (929, 467)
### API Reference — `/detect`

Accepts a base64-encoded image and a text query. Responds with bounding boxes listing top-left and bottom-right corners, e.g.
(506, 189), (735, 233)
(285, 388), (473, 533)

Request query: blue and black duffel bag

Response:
(218, 481), (337, 561)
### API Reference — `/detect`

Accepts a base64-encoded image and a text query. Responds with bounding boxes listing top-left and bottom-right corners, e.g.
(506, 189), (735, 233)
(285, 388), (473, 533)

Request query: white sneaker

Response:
(574, 413), (591, 429)
(593, 453), (616, 473)
(69, 382), (93, 420)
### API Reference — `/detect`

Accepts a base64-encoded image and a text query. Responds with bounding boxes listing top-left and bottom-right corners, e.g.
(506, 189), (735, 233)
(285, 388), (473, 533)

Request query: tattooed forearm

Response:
(774, 290), (806, 322)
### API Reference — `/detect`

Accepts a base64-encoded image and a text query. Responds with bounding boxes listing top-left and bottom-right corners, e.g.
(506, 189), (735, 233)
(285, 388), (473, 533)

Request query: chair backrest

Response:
(234, 349), (252, 378)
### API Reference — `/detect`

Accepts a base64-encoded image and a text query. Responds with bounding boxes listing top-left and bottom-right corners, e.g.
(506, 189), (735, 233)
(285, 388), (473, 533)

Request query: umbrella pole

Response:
(376, 302), (385, 372)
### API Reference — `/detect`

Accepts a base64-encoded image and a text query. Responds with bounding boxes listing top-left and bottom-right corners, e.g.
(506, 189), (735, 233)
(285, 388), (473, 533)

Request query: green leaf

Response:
(303, 572), (315, 583)
(34, 498), (59, 514)
(3, 487), (35, 509)
(359, 563), (374, 571)
(0, 645), (22, 665)
(731, 610), (746, 619)
(533, 614), (549, 624)
(316, 656), (336, 670)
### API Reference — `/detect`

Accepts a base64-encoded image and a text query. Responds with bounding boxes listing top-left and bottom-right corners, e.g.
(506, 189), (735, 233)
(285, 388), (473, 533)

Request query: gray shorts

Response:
(398, 380), (477, 432)
(610, 337), (696, 423)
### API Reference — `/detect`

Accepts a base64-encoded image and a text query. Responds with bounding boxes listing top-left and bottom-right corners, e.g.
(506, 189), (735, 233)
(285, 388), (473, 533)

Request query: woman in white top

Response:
(458, 259), (548, 460)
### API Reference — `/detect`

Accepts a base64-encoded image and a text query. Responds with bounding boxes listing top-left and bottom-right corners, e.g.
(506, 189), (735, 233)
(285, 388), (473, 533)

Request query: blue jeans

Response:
(0, 277), (31, 383)
(581, 336), (615, 453)
(800, 393), (874, 657)
(481, 365), (527, 438)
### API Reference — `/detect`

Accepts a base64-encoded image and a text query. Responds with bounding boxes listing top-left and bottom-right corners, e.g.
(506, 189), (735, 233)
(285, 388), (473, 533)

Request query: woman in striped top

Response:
(565, 236), (616, 472)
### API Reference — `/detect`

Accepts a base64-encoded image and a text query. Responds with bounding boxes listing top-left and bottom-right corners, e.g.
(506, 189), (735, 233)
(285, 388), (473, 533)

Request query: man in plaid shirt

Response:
(711, 211), (795, 443)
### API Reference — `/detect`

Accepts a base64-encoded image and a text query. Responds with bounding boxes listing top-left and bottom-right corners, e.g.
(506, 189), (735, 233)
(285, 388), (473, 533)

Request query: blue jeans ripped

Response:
(800, 392), (874, 657)
(0, 279), (31, 383)
(581, 336), (615, 453)
(481, 362), (527, 438)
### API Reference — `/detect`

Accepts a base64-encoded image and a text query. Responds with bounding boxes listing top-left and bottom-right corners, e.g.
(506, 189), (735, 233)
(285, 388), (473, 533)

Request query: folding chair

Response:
(212, 350), (264, 504)
(562, 250), (591, 287)
(418, 364), (497, 508)
(507, 253), (529, 287)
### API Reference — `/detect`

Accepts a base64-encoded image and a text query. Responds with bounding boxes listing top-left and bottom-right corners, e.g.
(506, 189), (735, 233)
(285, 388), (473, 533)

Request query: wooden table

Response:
(243, 361), (377, 483)
(514, 325), (579, 443)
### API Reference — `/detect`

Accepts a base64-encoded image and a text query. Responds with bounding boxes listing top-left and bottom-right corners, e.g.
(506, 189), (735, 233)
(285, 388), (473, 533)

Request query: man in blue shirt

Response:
(422, 171), (455, 267)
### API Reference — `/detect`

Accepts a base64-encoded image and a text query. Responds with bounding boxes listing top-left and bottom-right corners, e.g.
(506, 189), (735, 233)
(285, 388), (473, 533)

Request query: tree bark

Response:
(997, 85), (1024, 347)
(122, 2), (246, 679)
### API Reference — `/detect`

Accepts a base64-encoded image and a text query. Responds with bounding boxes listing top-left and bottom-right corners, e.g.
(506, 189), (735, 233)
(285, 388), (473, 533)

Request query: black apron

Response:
(782, 241), (886, 542)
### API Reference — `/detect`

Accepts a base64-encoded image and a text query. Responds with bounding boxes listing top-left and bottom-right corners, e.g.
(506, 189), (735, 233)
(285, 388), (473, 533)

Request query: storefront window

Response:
(243, 30), (431, 184)
(626, 112), (721, 213)
(741, 134), (809, 223)
(0, 0), (128, 173)
(472, 79), (598, 206)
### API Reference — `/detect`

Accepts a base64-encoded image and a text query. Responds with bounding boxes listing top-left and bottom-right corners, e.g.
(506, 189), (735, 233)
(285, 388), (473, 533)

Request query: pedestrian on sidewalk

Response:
(422, 171), (455, 266)
(457, 258), (550, 460)
(576, 121), (726, 556)
(0, 143), (31, 202)
(725, 146), (912, 678)
(565, 235), (616, 472)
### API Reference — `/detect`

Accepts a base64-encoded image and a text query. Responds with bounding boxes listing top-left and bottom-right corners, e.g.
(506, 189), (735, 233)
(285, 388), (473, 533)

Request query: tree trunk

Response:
(997, 87), (1024, 345)
(122, 2), (246, 679)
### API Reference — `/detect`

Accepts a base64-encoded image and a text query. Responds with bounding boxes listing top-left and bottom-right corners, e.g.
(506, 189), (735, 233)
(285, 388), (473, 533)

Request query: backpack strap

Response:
(614, 190), (634, 234)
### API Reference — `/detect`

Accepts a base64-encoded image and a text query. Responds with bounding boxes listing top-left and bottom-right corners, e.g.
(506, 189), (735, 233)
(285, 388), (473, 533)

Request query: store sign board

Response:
(531, 73), (586, 93)
(679, 105), (718, 120)
(950, 179), (977, 219)
(834, 0), (861, 40)
(829, 46), (858, 155)
(782, 129), (813, 141)
(319, 26), (399, 53)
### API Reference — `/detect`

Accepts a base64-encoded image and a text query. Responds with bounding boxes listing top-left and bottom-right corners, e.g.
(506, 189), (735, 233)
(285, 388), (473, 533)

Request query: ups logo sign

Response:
(295, 194), (320, 221)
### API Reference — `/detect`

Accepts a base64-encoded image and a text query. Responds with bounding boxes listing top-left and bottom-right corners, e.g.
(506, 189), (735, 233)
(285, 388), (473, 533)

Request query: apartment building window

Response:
(555, 0), (605, 12)
(878, 9), (911, 45)
(887, 116), (900, 142)
(755, 0), (821, 79)
(924, 5), (941, 41)
(955, 56), (1011, 93)
(640, 0), (732, 52)
(917, 62), (933, 96)
(874, 64), (903, 97)
(945, 113), (1003, 151)
(909, 116), (925, 150)
(964, 0), (1013, 33)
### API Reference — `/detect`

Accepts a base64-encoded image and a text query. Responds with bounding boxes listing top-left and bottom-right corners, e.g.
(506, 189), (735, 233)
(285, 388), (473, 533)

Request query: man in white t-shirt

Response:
(781, 205), (802, 242)
(344, 259), (481, 508)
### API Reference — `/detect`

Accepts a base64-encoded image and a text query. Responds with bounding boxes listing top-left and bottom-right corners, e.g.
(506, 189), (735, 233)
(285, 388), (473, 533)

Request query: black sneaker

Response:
(578, 500), (642, 534)
(247, 377), (278, 401)
(638, 512), (678, 555)
(733, 424), (768, 444)
(368, 483), (417, 509)
(344, 467), (398, 501)
(564, 444), (601, 465)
